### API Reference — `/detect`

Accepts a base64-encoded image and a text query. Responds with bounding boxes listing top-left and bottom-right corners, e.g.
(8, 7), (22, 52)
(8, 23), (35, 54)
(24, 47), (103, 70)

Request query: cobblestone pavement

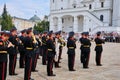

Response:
(7, 42), (120, 80)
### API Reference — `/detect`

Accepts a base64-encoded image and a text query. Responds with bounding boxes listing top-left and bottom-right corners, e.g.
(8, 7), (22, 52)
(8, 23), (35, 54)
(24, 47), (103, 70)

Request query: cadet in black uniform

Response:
(0, 31), (11, 80)
(8, 27), (19, 75)
(79, 32), (85, 63)
(18, 29), (26, 68)
(24, 28), (35, 80)
(46, 31), (56, 76)
(94, 32), (105, 66)
(31, 31), (40, 72)
(67, 31), (76, 71)
(82, 32), (91, 69)
(42, 31), (47, 65)
(58, 31), (66, 63)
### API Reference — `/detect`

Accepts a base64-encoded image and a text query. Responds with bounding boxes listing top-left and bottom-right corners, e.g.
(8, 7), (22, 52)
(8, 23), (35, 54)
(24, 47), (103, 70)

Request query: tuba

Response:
(58, 37), (66, 47)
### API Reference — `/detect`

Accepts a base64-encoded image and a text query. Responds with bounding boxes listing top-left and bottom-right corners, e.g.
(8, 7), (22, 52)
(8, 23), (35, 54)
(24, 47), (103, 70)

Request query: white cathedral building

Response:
(49, 0), (120, 34)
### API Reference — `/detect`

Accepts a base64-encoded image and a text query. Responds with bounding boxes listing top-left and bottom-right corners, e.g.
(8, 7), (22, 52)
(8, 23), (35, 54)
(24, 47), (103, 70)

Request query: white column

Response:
(113, 0), (120, 26)
(83, 16), (87, 31)
(58, 17), (62, 31)
(50, 17), (54, 31)
(73, 16), (78, 32)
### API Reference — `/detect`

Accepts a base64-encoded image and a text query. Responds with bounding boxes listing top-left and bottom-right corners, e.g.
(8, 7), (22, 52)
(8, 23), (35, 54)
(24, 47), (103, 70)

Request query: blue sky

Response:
(0, 0), (50, 19)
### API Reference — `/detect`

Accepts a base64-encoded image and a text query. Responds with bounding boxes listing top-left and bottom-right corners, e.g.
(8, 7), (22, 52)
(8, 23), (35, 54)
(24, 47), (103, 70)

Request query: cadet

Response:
(46, 31), (56, 76)
(8, 27), (19, 75)
(24, 28), (35, 80)
(57, 31), (65, 63)
(0, 31), (12, 80)
(31, 30), (40, 72)
(79, 32), (85, 63)
(18, 29), (26, 68)
(94, 32), (105, 66)
(42, 31), (48, 65)
(54, 31), (61, 68)
(82, 32), (91, 69)
(67, 31), (76, 71)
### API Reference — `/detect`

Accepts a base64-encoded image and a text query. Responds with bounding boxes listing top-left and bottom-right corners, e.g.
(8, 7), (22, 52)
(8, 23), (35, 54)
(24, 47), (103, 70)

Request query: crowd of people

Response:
(0, 27), (106, 80)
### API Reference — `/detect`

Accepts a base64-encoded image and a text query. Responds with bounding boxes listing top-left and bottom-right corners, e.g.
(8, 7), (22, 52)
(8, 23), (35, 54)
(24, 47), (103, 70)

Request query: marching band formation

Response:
(0, 27), (105, 80)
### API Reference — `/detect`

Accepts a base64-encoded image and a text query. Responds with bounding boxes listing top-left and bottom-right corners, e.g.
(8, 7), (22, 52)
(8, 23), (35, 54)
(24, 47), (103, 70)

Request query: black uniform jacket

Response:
(24, 36), (35, 57)
(79, 37), (84, 49)
(46, 39), (56, 57)
(42, 36), (47, 46)
(82, 38), (91, 52)
(67, 38), (76, 54)
(95, 38), (105, 52)
(8, 35), (20, 54)
(0, 39), (8, 62)
(18, 36), (25, 52)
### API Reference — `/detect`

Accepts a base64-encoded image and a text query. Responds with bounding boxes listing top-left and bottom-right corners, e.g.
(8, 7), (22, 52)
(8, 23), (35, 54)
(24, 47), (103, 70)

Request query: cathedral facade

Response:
(49, 0), (120, 34)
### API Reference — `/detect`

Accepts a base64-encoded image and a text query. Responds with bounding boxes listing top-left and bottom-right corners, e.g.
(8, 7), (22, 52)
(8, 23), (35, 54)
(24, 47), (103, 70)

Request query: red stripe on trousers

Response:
(28, 58), (32, 80)
(2, 62), (5, 80)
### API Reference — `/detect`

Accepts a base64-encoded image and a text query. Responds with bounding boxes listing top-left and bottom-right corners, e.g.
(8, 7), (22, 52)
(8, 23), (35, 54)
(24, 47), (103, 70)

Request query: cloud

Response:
(0, 0), (50, 19)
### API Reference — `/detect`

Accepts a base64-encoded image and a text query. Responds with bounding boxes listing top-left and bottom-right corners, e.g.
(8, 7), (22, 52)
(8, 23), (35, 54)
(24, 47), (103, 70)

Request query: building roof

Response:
(29, 15), (41, 22)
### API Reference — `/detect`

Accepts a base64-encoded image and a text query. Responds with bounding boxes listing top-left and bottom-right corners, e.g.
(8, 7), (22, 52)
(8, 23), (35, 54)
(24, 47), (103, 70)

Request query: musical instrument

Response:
(31, 32), (37, 44)
(6, 40), (15, 48)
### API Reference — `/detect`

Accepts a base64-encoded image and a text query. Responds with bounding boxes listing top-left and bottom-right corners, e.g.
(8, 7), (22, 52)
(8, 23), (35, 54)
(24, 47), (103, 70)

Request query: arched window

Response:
(89, 4), (92, 9)
(100, 15), (104, 21)
(62, 18), (64, 23)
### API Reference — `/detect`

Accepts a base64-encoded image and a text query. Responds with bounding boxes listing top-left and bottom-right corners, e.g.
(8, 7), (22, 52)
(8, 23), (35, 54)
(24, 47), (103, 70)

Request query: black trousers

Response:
(9, 54), (17, 75)
(68, 54), (75, 70)
(42, 46), (47, 65)
(80, 49), (84, 63)
(32, 53), (38, 71)
(58, 46), (63, 63)
(83, 51), (90, 68)
(0, 62), (7, 80)
(19, 51), (25, 68)
(96, 51), (102, 65)
(24, 56), (32, 80)
(47, 56), (54, 76)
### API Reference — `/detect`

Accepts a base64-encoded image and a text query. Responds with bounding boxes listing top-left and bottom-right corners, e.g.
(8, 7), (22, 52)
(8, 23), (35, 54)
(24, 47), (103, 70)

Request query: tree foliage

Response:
(1, 4), (14, 30)
(34, 20), (49, 32)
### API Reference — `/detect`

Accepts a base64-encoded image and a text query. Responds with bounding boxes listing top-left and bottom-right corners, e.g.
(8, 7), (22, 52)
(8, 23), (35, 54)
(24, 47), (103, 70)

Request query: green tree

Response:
(34, 23), (44, 32)
(34, 20), (49, 32)
(1, 4), (14, 30)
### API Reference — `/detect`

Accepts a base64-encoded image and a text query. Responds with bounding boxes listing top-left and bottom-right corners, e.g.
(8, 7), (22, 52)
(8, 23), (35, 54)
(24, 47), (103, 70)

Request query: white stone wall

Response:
(113, 0), (120, 26)
(50, 0), (120, 33)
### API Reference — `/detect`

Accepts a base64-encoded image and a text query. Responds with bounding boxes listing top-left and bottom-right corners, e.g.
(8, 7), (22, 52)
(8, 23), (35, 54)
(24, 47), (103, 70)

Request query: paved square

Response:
(7, 42), (120, 80)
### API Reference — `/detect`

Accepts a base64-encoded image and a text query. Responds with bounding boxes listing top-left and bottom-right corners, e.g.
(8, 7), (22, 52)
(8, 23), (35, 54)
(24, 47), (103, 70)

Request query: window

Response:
(53, 0), (54, 3)
(61, 7), (63, 10)
(74, 6), (76, 8)
(62, 18), (64, 23)
(101, 2), (104, 7)
(100, 15), (104, 21)
(89, 4), (92, 9)
(61, 0), (63, 2)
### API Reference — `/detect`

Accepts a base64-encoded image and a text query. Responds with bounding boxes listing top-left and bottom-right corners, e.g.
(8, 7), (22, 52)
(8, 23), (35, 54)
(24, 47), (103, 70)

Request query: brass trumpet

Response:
(31, 32), (37, 44)
(6, 40), (15, 48)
